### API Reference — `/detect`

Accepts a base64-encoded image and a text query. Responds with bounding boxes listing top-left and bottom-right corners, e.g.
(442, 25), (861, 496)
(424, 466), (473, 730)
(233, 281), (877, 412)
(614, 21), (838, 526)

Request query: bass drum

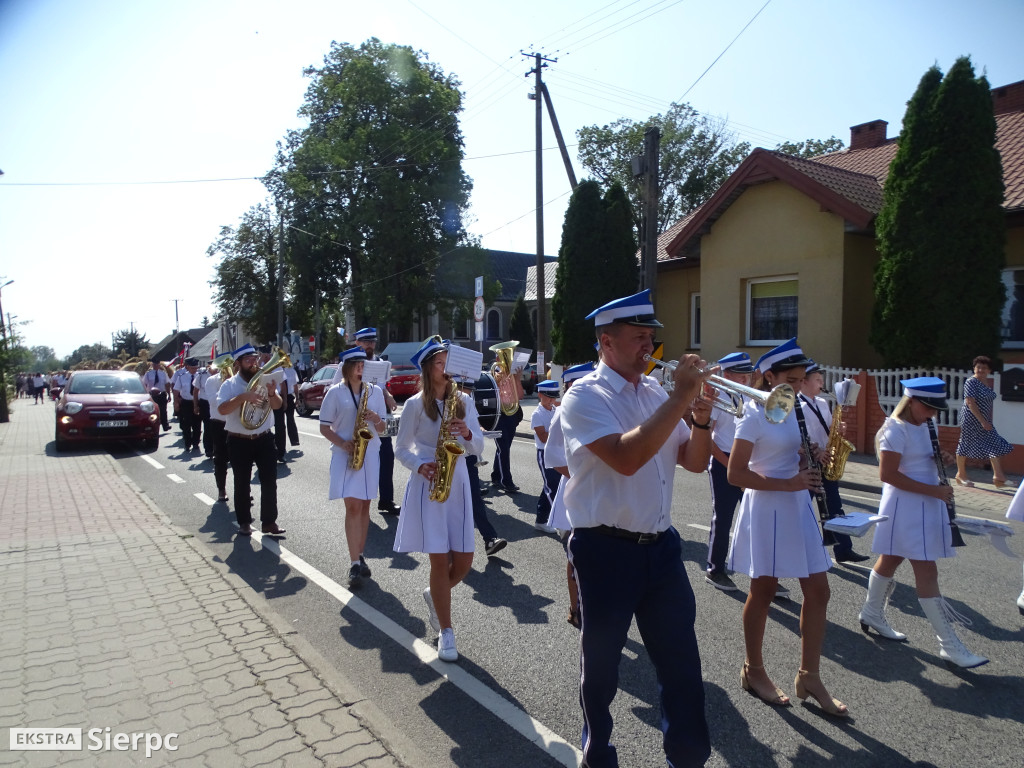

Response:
(474, 373), (501, 433)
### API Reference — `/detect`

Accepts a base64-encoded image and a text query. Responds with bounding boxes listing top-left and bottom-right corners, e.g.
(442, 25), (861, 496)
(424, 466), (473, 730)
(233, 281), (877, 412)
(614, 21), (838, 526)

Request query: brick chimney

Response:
(992, 79), (1024, 116)
(849, 120), (889, 150)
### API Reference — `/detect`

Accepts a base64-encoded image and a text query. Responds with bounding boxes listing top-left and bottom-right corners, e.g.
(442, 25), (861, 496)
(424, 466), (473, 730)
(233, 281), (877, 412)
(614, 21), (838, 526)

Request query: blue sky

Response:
(1, 0), (1022, 357)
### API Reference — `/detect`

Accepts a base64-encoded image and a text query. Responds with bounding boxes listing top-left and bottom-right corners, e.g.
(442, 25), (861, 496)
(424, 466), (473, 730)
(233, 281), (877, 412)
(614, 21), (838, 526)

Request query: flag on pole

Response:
(210, 342), (217, 361)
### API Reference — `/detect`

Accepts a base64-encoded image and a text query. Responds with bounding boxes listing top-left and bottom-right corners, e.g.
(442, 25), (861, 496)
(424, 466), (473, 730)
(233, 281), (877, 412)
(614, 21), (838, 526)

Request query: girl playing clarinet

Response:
(858, 376), (988, 668)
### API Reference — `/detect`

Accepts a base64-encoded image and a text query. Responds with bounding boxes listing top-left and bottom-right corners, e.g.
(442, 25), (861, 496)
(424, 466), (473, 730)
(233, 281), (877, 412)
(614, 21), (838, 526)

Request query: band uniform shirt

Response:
(194, 368), (212, 401)
(217, 373), (272, 435)
(143, 369), (168, 392)
(170, 367), (188, 395)
(283, 367), (299, 397)
(561, 361), (691, 534)
(206, 375), (227, 422)
(798, 394), (832, 449)
(711, 402), (740, 454)
(543, 408), (571, 532)
(173, 370), (196, 402)
(531, 403), (556, 450)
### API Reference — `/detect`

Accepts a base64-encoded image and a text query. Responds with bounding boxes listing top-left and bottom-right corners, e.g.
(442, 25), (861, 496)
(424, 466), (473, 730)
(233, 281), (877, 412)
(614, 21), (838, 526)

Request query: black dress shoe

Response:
(377, 502), (401, 515)
(502, 484), (520, 493)
(261, 523), (287, 536)
(835, 550), (871, 563)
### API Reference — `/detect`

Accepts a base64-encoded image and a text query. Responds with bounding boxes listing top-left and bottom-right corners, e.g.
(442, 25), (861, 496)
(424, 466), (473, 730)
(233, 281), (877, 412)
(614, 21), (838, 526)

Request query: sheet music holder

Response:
(823, 511), (888, 537)
(362, 360), (390, 385)
(444, 344), (484, 381)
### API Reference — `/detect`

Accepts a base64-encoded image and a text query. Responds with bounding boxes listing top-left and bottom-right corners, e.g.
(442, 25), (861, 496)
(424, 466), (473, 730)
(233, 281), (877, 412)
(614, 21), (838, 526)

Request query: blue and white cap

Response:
(340, 346), (367, 363)
(718, 352), (754, 374)
(537, 379), (561, 396)
(231, 343), (257, 359)
(411, 336), (447, 371)
(901, 376), (949, 410)
(805, 358), (821, 374)
(355, 327), (377, 341)
(755, 338), (809, 374)
(562, 362), (596, 383)
(586, 289), (663, 328)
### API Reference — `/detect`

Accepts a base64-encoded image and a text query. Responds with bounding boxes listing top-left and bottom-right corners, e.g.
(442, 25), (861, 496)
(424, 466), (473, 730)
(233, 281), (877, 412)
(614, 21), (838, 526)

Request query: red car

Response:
(386, 365), (421, 398)
(295, 364), (338, 417)
(55, 370), (161, 452)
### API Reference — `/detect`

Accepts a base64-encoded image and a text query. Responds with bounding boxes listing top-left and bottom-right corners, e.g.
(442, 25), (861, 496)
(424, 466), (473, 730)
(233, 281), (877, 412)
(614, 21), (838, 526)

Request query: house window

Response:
(746, 277), (798, 345)
(690, 293), (701, 348)
(486, 308), (502, 340)
(1000, 268), (1024, 348)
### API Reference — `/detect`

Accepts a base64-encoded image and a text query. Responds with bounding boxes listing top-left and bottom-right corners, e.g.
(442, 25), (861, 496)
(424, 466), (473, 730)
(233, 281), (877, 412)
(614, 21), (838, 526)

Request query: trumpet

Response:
(643, 355), (795, 425)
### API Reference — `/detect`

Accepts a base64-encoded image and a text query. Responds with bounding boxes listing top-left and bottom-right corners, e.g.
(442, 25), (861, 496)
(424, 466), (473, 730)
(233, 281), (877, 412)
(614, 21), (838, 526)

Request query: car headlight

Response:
(140, 401), (156, 414)
(64, 402), (84, 415)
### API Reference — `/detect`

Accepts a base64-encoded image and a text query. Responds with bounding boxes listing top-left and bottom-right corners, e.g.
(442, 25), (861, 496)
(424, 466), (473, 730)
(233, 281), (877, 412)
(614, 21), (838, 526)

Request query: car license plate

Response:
(97, 420), (129, 428)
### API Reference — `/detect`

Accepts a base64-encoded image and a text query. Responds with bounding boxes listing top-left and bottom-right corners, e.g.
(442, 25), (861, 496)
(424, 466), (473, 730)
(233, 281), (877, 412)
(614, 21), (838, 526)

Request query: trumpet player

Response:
(798, 360), (869, 564)
(319, 346), (388, 589)
(393, 337), (483, 663)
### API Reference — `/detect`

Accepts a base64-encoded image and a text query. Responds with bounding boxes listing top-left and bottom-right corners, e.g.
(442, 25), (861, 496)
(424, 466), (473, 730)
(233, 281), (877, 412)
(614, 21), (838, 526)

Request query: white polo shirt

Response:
(206, 375), (227, 422)
(561, 362), (690, 534)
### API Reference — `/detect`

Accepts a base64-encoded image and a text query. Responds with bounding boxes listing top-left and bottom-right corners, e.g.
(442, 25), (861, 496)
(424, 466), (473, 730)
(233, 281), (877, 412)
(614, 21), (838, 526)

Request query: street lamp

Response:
(0, 278), (13, 424)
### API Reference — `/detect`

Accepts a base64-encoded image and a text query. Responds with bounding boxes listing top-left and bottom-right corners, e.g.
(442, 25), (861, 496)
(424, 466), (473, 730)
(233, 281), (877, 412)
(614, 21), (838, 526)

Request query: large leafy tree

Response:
(64, 343), (113, 369)
(871, 57), (1005, 367)
(208, 204), (282, 342)
(775, 136), (846, 158)
(112, 329), (151, 357)
(552, 181), (638, 363)
(278, 39), (471, 340)
(576, 103), (750, 237)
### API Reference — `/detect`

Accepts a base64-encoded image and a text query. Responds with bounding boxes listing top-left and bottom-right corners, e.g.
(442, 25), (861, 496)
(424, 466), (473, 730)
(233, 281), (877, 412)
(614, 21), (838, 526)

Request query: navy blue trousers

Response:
(706, 456), (742, 575)
(465, 455), (498, 541)
(535, 448), (561, 525)
(378, 436), (396, 506)
(823, 478), (854, 555)
(569, 527), (710, 768)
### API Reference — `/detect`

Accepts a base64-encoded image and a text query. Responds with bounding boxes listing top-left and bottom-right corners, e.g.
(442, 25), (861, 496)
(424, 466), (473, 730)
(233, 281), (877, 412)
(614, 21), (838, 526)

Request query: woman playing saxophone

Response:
(393, 337), (484, 663)
(319, 346), (387, 589)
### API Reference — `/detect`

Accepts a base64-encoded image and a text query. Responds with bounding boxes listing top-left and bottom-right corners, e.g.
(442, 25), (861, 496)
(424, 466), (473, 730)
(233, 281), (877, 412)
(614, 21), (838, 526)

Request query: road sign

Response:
(473, 296), (485, 322)
(309, 335), (315, 352)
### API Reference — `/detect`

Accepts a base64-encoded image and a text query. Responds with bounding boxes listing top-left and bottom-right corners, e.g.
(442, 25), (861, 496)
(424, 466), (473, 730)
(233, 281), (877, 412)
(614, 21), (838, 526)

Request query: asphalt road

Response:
(110, 407), (1024, 768)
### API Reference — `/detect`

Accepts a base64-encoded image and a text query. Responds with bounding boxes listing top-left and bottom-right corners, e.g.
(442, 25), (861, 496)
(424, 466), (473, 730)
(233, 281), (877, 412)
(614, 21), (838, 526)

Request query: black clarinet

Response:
(793, 404), (837, 546)
(925, 419), (966, 548)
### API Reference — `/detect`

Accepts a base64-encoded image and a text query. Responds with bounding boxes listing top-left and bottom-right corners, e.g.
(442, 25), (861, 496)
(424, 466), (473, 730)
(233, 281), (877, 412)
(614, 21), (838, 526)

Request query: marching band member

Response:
(704, 352), (755, 592)
(1005, 485), (1024, 614)
(205, 354), (233, 502)
(727, 339), (847, 716)
(561, 290), (713, 768)
(531, 379), (562, 534)
(393, 338), (483, 663)
(858, 377), (988, 668)
(544, 362), (595, 629)
(319, 346), (387, 589)
(354, 327), (401, 516)
(798, 360), (868, 564)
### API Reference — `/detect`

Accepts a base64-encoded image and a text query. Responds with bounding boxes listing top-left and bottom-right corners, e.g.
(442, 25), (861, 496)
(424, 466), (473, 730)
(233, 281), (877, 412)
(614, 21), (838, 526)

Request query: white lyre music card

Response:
(362, 360), (390, 384)
(512, 349), (531, 373)
(444, 344), (484, 381)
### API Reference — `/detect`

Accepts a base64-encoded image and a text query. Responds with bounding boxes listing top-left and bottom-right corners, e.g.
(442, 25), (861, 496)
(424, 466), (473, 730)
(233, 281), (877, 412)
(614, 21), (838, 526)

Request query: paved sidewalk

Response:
(0, 402), (413, 767)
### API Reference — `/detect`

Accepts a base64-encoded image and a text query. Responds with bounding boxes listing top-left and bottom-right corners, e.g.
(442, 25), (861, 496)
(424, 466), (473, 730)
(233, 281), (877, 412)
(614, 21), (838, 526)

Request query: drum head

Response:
(474, 373), (500, 432)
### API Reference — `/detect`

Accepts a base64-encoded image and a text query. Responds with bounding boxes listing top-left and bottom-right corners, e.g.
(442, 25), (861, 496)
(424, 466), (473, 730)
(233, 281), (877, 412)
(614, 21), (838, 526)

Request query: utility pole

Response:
(524, 51), (557, 364)
(277, 203), (286, 349)
(170, 299), (181, 334)
(540, 84), (578, 190)
(634, 127), (661, 300)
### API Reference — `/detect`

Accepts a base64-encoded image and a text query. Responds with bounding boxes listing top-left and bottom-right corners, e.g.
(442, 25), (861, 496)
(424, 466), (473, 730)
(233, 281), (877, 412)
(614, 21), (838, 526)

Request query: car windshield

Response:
(68, 373), (146, 395)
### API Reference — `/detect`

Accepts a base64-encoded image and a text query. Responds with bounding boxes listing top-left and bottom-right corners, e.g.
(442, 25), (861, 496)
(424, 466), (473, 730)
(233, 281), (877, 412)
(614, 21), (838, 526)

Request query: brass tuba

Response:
(488, 340), (520, 417)
(241, 347), (293, 430)
(428, 380), (465, 503)
(349, 383), (373, 470)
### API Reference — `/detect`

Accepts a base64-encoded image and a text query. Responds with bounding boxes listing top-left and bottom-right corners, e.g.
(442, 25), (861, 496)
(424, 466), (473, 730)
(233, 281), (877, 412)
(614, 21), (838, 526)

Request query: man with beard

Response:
(217, 344), (287, 537)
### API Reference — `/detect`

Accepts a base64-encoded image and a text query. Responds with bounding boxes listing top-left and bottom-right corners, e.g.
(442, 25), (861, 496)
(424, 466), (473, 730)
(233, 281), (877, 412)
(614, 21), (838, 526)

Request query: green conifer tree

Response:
(508, 293), (536, 351)
(871, 57), (1005, 367)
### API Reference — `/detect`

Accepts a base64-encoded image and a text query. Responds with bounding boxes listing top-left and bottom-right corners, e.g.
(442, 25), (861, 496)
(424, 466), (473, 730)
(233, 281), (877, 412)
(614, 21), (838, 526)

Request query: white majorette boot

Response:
(1017, 563), (1024, 615)
(859, 571), (908, 641)
(919, 596), (989, 669)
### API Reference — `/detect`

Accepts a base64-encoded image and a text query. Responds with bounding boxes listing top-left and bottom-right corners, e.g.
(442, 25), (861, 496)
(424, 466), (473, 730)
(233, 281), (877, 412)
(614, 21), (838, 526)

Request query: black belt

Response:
(227, 431), (269, 440)
(589, 525), (664, 544)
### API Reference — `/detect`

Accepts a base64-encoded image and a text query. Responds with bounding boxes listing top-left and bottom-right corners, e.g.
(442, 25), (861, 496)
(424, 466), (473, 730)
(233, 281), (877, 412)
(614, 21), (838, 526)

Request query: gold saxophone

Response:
(349, 383), (373, 470)
(822, 403), (855, 482)
(428, 380), (466, 503)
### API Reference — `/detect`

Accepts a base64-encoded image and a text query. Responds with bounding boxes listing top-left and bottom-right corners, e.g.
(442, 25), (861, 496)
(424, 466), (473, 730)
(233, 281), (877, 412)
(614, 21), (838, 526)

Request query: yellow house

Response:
(658, 78), (1024, 369)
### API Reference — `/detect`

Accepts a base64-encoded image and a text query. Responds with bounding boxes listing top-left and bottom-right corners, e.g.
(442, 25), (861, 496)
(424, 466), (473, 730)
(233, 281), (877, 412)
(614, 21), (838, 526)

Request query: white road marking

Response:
(137, 454), (164, 469)
(167, 474), (186, 484)
(688, 523), (711, 532)
(248, 531), (582, 767)
(298, 429), (324, 439)
(195, 492), (215, 506)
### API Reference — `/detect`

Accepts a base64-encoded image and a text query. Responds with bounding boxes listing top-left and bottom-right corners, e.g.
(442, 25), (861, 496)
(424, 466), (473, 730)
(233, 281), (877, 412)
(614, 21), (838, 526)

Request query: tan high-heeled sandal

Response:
(740, 662), (790, 707)
(794, 670), (848, 717)
(993, 479), (1017, 490)
(953, 476), (974, 487)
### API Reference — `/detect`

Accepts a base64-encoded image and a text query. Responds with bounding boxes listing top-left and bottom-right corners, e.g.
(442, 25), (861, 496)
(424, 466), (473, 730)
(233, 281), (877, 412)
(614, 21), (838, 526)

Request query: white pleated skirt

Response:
(727, 489), (832, 578)
(393, 462), (475, 554)
(871, 485), (956, 561)
(328, 446), (380, 501)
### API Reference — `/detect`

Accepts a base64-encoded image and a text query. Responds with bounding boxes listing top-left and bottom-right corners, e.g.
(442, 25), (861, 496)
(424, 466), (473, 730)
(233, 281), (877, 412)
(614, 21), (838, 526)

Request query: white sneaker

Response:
(774, 582), (790, 599)
(423, 588), (440, 633)
(1017, 592), (1024, 615)
(534, 522), (557, 534)
(438, 628), (458, 662)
